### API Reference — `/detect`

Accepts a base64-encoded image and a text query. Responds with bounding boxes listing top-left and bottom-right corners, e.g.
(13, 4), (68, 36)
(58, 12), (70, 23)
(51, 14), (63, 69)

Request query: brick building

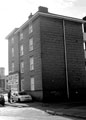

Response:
(6, 6), (86, 102)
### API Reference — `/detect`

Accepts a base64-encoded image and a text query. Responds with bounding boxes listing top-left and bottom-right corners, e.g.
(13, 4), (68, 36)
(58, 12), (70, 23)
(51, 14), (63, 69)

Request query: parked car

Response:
(0, 94), (5, 106)
(11, 91), (32, 102)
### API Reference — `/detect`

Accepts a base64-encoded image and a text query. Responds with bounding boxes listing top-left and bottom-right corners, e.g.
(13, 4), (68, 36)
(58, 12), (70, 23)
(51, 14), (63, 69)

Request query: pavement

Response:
(5, 101), (86, 119)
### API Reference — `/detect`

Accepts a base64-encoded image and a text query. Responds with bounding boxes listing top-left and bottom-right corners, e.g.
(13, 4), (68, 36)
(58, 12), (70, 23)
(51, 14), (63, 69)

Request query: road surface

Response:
(0, 105), (83, 120)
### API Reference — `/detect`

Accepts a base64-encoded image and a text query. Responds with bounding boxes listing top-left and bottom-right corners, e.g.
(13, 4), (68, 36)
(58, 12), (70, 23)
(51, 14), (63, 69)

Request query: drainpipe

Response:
(63, 20), (69, 100)
(18, 34), (21, 92)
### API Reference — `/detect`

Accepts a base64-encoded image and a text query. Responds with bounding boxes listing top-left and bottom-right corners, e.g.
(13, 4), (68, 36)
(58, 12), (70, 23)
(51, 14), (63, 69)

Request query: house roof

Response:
(15, 11), (86, 34)
(6, 9), (86, 39)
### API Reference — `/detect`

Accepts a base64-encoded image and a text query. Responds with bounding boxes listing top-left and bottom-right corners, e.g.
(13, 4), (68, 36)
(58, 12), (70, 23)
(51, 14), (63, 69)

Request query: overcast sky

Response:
(0, 0), (86, 75)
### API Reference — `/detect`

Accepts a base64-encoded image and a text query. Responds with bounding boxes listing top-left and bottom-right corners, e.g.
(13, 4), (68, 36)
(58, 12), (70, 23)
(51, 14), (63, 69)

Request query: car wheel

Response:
(2, 102), (5, 106)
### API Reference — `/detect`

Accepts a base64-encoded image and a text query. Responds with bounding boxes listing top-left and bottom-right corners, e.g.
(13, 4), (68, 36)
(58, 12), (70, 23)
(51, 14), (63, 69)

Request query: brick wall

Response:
(40, 16), (67, 101)
(65, 20), (86, 100)
(40, 16), (86, 101)
(22, 17), (43, 100)
(8, 34), (19, 73)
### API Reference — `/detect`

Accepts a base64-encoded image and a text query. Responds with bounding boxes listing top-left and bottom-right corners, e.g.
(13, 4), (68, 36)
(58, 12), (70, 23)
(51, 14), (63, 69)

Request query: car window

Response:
(19, 92), (27, 95)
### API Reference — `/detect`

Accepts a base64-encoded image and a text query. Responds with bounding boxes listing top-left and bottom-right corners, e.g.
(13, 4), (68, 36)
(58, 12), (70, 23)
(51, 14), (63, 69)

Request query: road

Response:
(0, 105), (83, 120)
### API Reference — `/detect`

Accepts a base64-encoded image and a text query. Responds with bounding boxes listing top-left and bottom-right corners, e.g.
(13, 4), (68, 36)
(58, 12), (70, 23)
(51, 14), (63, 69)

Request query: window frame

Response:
(21, 79), (24, 91)
(12, 62), (14, 72)
(12, 48), (14, 57)
(20, 33), (23, 40)
(29, 37), (33, 51)
(12, 37), (14, 44)
(29, 24), (33, 34)
(30, 77), (35, 91)
(83, 42), (86, 50)
(30, 56), (34, 71)
(20, 61), (24, 73)
(20, 45), (24, 56)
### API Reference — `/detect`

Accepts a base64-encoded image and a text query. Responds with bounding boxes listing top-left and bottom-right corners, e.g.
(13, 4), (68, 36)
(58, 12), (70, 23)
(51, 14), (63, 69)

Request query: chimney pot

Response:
(28, 13), (33, 19)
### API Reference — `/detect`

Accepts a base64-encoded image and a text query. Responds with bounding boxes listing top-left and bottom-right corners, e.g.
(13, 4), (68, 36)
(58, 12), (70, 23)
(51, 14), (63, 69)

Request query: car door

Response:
(13, 93), (18, 102)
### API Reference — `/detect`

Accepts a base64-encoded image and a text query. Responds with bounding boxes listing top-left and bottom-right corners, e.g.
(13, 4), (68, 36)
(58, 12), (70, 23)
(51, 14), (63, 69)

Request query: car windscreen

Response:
(18, 92), (27, 95)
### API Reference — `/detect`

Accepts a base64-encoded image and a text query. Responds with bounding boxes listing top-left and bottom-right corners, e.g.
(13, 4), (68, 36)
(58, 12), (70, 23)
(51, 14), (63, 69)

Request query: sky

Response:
(0, 0), (86, 75)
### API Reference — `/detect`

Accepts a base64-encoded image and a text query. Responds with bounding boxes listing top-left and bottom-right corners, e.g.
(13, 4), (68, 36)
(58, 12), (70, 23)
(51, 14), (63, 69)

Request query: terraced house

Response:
(6, 6), (86, 102)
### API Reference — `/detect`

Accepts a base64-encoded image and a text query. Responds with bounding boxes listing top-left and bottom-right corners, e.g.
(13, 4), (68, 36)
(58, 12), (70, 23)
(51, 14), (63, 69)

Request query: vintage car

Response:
(11, 91), (32, 102)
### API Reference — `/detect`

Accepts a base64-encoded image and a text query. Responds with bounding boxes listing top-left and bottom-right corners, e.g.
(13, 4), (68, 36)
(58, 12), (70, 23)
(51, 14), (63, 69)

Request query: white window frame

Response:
(29, 38), (33, 51)
(30, 77), (35, 91)
(30, 56), (34, 71)
(82, 23), (84, 33)
(21, 79), (24, 91)
(12, 62), (14, 72)
(29, 24), (33, 34)
(20, 61), (24, 73)
(12, 37), (14, 44)
(20, 33), (23, 40)
(12, 48), (14, 57)
(20, 45), (24, 56)
(83, 42), (86, 50)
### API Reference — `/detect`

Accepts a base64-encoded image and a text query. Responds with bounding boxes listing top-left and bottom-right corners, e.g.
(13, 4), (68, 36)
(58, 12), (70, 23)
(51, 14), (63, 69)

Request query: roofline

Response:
(6, 12), (86, 37)
(15, 12), (86, 34)
(41, 12), (86, 23)
(15, 12), (39, 34)
(5, 28), (19, 39)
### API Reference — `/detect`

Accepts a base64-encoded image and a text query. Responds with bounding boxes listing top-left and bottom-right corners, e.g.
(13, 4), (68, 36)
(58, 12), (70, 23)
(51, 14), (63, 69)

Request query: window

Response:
(20, 45), (24, 56)
(30, 56), (34, 71)
(21, 79), (24, 91)
(29, 24), (33, 34)
(20, 61), (24, 73)
(82, 23), (84, 33)
(12, 37), (14, 44)
(29, 38), (33, 51)
(12, 48), (14, 57)
(20, 33), (23, 40)
(83, 42), (86, 50)
(12, 62), (14, 72)
(30, 77), (35, 91)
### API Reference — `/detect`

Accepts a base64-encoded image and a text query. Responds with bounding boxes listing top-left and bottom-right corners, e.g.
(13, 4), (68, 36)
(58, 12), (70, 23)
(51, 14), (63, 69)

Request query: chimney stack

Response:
(38, 6), (48, 13)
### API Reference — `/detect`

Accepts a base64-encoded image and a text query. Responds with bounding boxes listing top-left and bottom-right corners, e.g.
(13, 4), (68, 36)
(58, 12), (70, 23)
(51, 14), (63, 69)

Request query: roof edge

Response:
(5, 28), (19, 39)
(15, 12), (86, 34)
(6, 11), (86, 36)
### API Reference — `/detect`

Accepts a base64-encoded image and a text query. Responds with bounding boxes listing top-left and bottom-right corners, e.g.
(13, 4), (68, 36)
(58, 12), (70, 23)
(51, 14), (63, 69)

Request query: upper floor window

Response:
(20, 61), (24, 73)
(83, 42), (86, 50)
(12, 62), (14, 72)
(20, 33), (23, 40)
(29, 38), (33, 51)
(30, 77), (35, 91)
(12, 48), (14, 57)
(11, 37), (14, 44)
(29, 24), (33, 34)
(20, 45), (24, 56)
(30, 56), (34, 71)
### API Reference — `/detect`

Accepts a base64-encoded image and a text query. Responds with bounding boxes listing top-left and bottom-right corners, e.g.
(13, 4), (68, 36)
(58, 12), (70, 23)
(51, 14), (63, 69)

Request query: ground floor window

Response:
(21, 79), (24, 91)
(30, 77), (35, 91)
